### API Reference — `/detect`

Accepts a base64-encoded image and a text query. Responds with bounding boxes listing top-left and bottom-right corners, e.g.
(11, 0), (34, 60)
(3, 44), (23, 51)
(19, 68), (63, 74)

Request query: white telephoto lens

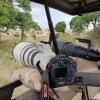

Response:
(13, 42), (55, 71)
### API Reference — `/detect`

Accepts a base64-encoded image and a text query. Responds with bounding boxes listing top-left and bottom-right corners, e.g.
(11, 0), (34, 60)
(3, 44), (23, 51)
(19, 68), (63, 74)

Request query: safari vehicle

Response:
(0, 0), (100, 100)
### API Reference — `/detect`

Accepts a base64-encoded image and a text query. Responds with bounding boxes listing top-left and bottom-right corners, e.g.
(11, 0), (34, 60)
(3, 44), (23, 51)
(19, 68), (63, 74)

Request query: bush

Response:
(13, 33), (19, 37)
(86, 25), (100, 43)
(32, 33), (36, 40)
(55, 21), (66, 33)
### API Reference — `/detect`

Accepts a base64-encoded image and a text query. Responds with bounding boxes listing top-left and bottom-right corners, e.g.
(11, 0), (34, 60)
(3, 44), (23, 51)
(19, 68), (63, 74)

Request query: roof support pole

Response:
(43, 0), (59, 54)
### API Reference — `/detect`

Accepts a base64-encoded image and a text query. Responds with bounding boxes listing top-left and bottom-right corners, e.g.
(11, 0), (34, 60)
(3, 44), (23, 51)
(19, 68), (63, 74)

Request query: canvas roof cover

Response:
(31, 0), (100, 15)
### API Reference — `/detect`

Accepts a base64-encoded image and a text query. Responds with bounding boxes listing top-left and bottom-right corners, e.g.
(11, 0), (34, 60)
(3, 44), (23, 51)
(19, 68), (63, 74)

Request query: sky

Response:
(30, 2), (74, 29)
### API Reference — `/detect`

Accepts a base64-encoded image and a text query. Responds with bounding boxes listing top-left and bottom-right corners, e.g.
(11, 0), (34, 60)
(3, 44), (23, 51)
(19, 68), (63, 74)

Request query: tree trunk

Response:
(91, 20), (97, 43)
(0, 28), (8, 42)
(21, 28), (26, 41)
(93, 20), (96, 31)
(0, 33), (1, 42)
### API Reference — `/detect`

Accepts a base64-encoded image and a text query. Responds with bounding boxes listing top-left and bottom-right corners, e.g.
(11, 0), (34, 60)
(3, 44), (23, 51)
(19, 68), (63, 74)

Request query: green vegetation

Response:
(16, 12), (41, 41)
(70, 12), (100, 36)
(55, 21), (66, 33)
(56, 33), (75, 43)
(32, 33), (37, 40)
(0, 38), (22, 85)
(86, 25), (100, 46)
(0, 38), (30, 97)
(0, 0), (31, 29)
(70, 16), (85, 34)
(16, 0), (31, 11)
(0, 0), (41, 41)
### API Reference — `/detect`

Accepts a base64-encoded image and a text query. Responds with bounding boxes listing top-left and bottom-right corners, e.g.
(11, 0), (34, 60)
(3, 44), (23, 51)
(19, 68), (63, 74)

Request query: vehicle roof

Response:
(31, 0), (100, 15)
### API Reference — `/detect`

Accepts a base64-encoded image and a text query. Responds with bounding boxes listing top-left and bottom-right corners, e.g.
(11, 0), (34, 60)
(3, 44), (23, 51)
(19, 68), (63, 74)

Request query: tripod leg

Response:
(50, 96), (55, 100)
(81, 86), (89, 100)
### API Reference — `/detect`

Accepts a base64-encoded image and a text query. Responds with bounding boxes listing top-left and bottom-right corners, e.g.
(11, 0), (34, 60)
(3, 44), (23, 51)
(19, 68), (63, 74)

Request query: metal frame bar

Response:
(85, 0), (100, 5)
(65, 0), (99, 5)
(43, 0), (59, 54)
(0, 81), (22, 100)
(65, 0), (80, 4)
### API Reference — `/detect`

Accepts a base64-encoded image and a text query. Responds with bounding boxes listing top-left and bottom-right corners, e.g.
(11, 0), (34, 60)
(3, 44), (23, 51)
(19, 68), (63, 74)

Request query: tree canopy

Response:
(0, 0), (31, 28)
(0, 0), (41, 41)
(16, 0), (31, 11)
(0, 1), (16, 29)
(70, 12), (100, 34)
(70, 16), (85, 33)
(55, 21), (66, 33)
(15, 12), (40, 31)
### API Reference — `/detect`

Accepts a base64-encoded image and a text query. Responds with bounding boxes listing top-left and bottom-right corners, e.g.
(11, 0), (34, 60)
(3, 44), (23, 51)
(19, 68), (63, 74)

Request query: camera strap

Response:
(36, 61), (59, 100)
(36, 61), (50, 100)
(41, 71), (50, 100)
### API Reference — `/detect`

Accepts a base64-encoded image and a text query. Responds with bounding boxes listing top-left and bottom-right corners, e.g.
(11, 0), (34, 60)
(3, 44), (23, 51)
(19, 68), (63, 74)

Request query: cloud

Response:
(31, 2), (73, 29)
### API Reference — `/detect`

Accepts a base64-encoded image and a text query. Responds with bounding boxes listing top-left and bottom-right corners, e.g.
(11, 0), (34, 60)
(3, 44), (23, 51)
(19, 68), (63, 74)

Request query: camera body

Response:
(49, 54), (77, 88)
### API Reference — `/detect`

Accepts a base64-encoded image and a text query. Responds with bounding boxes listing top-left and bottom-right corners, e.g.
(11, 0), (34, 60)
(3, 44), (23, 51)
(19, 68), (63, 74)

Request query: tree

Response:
(0, 0), (41, 41)
(70, 12), (100, 38)
(15, 0), (41, 41)
(84, 12), (100, 30)
(15, 12), (41, 41)
(0, 1), (16, 40)
(55, 21), (66, 33)
(70, 16), (86, 34)
(16, 0), (31, 11)
(0, 0), (31, 41)
(0, 0), (31, 30)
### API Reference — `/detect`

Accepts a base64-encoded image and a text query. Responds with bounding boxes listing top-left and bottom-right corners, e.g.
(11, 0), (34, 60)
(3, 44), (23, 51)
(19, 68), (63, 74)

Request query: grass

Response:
(0, 35), (49, 98)
(56, 32), (76, 43)
(0, 38), (23, 86)
(0, 38), (26, 98)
